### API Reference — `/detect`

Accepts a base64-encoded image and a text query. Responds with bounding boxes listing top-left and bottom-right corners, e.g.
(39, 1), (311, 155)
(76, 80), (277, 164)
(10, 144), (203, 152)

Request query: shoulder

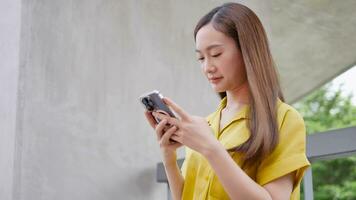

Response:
(277, 100), (304, 124)
(276, 100), (306, 140)
(277, 100), (305, 131)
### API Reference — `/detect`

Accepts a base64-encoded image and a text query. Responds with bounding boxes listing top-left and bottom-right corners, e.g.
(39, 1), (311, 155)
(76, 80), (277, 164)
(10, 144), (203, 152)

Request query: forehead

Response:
(195, 23), (232, 51)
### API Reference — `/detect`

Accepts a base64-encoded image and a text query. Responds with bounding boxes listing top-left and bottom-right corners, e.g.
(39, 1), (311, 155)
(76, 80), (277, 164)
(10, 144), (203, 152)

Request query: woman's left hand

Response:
(152, 97), (219, 156)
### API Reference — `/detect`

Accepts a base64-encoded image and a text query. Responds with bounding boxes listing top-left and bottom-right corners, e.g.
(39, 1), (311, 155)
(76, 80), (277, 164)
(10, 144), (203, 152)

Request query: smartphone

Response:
(139, 90), (176, 124)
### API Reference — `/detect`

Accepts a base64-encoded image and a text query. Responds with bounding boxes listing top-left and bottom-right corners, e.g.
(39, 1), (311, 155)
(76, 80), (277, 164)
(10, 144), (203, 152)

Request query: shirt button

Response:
(205, 176), (209, 181)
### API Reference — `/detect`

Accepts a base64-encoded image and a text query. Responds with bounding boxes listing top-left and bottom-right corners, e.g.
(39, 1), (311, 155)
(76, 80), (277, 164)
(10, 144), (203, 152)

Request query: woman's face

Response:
(195, 23), (247, 93)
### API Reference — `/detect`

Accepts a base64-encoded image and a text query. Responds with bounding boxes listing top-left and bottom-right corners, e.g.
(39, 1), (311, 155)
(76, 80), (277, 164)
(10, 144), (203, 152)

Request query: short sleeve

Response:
(256, 108), (310, 189)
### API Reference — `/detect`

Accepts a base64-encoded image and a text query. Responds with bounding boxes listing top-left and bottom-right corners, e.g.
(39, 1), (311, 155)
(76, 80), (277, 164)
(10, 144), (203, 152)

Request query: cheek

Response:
(221, 62), (246, 82)
(229, 54), (245, 74)
(219, 55), (238, 74)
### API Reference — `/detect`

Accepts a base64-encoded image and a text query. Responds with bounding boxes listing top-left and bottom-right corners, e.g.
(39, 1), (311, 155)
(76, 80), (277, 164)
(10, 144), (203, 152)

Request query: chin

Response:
(212, 86), (226, 93)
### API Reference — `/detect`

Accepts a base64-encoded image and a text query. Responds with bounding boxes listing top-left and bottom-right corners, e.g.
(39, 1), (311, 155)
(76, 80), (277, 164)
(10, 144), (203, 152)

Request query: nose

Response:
(202, 59), (216, 74)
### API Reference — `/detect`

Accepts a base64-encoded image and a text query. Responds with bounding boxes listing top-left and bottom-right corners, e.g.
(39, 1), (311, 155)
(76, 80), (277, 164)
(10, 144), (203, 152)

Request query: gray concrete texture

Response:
(271, 0), (356, 102)
(0, 0), (21, 200)
(0, 0), (355, 200)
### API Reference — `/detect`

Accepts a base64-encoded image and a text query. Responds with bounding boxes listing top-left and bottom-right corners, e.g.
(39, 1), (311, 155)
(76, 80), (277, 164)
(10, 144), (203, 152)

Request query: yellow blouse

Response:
(180, 97), (310, 200)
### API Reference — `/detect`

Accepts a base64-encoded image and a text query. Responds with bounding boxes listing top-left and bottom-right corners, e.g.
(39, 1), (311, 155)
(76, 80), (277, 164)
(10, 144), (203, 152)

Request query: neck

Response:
(225, 82), (250, 110)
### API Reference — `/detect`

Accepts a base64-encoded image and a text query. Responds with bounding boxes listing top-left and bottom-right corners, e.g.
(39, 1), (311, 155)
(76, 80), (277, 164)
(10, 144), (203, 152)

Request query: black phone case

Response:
(139, 90), (176, 123)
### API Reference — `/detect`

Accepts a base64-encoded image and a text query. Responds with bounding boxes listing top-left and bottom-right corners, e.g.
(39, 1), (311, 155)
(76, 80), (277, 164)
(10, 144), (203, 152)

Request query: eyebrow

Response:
(195, 44), (223, 53)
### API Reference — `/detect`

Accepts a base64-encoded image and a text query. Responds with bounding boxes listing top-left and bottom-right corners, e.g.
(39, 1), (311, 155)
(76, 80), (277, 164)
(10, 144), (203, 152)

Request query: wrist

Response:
(162, 150), (177, 164)
(202, 139), (223, 160)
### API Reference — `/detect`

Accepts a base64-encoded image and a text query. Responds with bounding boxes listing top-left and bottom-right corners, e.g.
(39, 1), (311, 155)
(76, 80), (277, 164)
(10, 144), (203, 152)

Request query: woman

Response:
(144, 2), (310, 200)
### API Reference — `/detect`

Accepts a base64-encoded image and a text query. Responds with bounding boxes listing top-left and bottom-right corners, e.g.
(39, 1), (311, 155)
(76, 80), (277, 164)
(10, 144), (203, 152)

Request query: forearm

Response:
(203, 143), (272, 200)
(162, 154), (184, 200)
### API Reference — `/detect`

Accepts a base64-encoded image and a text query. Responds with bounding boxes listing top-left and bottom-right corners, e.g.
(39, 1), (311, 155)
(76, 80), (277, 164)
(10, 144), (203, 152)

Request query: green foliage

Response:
(293, 83), (356, 200)
(294, 83), (356, 134)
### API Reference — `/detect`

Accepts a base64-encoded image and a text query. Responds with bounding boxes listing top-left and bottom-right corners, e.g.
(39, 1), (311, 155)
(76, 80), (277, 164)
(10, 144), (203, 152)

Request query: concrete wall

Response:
(0, 0), (21, 199)
(7, 1), (269, 200)
(271, 0), (356, 102)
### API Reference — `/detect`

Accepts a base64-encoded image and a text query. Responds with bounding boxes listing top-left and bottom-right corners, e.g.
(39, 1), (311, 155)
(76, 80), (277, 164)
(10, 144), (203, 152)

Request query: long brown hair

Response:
(194, 3), (285, 166)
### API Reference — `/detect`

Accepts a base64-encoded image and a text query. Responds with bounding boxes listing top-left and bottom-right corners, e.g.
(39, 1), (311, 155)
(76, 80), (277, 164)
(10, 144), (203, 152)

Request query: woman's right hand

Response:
(144, 111), (183, 158)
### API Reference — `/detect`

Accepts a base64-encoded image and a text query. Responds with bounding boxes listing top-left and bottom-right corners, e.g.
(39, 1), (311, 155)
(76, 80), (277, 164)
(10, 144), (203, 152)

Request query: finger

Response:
(155, 119), (168, 140)
(162, 97), (190, 120)
(160, 126), (178, 145)
(170, 134), (182, 143)
(144, 111), (157, 128)
(152, 112), (180, 127)
(170, 142), (183, 149)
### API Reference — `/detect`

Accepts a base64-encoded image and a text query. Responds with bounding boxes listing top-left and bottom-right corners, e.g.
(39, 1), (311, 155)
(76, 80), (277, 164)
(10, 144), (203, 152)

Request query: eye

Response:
(197, 57), (204, 62)
(212, 53), (221, 57)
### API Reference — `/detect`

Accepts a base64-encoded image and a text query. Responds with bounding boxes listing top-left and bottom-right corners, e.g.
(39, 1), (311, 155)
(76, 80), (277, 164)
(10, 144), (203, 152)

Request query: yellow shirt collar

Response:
(216, 96), (250, 120)
(207, 97), (283, 141)
(216, 96), (283, 118)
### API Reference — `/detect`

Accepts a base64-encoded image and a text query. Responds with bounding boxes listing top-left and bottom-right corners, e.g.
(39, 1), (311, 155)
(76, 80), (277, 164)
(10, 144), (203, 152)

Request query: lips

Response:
(209, 77), (222, 80)
(209, 77), (223, 83)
